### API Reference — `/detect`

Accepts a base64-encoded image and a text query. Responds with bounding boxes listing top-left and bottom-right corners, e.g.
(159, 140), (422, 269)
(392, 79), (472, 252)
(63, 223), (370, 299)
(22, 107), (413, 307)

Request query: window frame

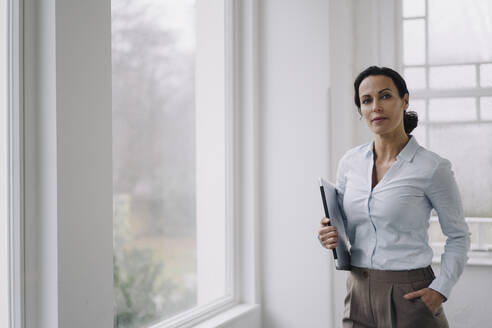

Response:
(6, 0), (24, 327)
(395, 0), (492, 266)
(22, 0), (261, 327)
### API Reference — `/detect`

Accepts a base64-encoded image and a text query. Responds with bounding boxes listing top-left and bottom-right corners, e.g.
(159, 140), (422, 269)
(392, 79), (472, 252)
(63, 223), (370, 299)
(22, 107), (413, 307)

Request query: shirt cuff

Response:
(428, 277), (451, 303)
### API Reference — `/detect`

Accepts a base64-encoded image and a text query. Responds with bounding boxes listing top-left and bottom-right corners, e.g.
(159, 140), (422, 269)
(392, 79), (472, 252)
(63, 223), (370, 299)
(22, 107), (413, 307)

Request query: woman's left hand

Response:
(403, 288), (445, 315)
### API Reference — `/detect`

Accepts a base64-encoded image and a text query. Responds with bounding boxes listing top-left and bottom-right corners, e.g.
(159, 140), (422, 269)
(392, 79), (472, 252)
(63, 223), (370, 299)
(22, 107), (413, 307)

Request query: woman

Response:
(317, 66), (471, 328)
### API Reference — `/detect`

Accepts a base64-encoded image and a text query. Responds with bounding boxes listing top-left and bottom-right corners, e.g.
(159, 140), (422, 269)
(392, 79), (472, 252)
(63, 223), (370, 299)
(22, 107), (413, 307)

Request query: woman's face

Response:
(358, 75), (409, 136)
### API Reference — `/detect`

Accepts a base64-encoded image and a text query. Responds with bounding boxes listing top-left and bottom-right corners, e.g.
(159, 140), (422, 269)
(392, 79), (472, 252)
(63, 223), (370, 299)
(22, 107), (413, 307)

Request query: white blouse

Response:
(336, 134), (471, 302)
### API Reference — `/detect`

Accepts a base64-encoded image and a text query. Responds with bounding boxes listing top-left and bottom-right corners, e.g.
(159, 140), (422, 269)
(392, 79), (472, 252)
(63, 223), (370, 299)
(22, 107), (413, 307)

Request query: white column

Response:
(0, 0), (9, 325)
(24, 0), (113, 327)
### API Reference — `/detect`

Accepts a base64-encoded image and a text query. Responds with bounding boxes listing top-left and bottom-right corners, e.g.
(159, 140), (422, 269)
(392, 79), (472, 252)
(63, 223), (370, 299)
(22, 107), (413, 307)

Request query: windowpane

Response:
(409, 98), (426, 122)
(428, 0), (492, 64)
(429, 220), (446, 244)
(410, 101), (427, 149)
(468, 222), (480, 247)
(428, 98), (476, 122)
(0, 0), (9, 323)
(403, 0), (492, 256)
(429, 65), (476, 89)
(403, 0), (425, 18)
(480, 63), (492, 87)
(429, 123), (492, 217)
(483, 222), (492, 249)
(403, 19), (426, 65)
(404, 67), (426, 90)
(480, 97), (492, 120)
(112, 1), (198, 327)
(411, 123), (427, 147)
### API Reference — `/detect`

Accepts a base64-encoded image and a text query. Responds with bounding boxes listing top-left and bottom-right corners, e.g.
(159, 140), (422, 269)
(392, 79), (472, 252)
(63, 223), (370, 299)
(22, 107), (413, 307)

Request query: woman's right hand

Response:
(318, 217), (338, 249)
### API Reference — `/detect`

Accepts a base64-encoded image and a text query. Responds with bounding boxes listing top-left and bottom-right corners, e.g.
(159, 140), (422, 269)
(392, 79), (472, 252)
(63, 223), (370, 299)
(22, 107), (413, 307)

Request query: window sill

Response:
(148, 301), (261, 328)
(191, 303), (260, 328)
(432, 254), (492, 266)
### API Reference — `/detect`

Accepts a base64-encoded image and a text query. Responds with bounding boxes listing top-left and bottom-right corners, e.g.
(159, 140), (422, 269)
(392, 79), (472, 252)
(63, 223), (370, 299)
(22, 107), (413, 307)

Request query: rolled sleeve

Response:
(425, 158), (471, 302)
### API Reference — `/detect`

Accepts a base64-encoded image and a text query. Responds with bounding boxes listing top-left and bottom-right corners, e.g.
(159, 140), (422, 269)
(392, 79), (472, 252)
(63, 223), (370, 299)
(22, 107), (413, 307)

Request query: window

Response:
(20, 0), (259, 326)
(112, 1), (233, 327)
(399, 0), (492, 263)
(0, 0), (9, 324)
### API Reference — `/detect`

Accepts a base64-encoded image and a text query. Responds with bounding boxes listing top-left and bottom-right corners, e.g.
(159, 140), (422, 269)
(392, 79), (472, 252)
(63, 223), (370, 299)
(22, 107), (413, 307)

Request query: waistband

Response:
(350, 265), (435, 283)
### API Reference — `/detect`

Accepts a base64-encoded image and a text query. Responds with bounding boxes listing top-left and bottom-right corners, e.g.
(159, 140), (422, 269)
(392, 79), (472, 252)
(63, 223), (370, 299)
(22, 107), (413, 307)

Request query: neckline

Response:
(368, 151), (404, 193)
(371, 158), (399, 191)
(364, 134), (419, 163)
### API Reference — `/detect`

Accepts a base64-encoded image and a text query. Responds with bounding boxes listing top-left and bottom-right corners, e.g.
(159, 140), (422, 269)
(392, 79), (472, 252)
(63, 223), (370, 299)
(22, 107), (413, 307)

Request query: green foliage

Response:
(114, 247), (170, 327)
(113, 194), (197, 328)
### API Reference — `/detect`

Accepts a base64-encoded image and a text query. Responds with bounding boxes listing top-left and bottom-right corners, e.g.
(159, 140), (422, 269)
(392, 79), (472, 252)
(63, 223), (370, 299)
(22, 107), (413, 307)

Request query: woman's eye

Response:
(362, 98), (371, 104)
(381, 93), (391, 99)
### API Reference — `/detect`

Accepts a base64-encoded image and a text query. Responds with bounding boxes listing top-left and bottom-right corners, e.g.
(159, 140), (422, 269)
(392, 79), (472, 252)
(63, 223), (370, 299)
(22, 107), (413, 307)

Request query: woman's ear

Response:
(403, 93), (409, 110)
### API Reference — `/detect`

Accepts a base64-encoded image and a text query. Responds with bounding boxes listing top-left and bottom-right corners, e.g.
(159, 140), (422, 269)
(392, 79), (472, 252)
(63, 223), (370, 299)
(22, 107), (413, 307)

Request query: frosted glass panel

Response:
(403, 0), (425, 17)
(429, 65), (476, 89)
(409, 98), (426, 122)
(404, 67), (426, 90)
(112, 1), (198, 327)
(480, 63), (492, 87)
(480, 97), (492, 120)
(428, 98), (476, 122)
(429, 123), (492, 217)
(411, 123), (427, 146)
(429, 220), (446, 243)
(468, 223), (480, 246)
(428, 0), (492, 64)
(403, 19), (426, 65)
(483, 223), (492, 248)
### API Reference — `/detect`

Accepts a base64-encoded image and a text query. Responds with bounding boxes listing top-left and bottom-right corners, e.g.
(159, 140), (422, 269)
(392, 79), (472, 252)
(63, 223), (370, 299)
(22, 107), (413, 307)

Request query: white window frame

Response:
(22, 0), (261, 327)
(395, 0), (492, 266)
(6, 0), (24, 327)
(347, 0), (492, 267)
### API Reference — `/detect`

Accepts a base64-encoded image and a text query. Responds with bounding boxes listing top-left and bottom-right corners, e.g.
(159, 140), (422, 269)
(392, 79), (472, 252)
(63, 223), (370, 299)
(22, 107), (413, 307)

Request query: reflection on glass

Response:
(111, 0), (197, 327)
(403, 19), (426, 65)
(428, 98), (476, 122)
(429, 0), (492, 64)
(428, 123), (492, 218)
(429, 65), (476, 89)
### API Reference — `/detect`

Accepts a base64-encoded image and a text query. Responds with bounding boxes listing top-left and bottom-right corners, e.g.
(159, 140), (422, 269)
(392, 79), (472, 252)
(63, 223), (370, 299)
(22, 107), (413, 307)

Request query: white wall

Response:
(258, 1), (492, 327)
(430, 263), (492, 328)
(259, 1), (335, 327)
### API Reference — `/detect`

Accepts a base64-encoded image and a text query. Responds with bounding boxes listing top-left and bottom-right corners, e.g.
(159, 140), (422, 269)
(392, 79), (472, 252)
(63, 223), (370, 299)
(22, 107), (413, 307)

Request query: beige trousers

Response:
(343, 265), (449, 328)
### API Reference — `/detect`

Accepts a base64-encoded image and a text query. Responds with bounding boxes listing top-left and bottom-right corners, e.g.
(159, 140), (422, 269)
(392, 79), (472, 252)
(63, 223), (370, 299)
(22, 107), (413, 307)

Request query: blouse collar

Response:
(364, 134), (419, 163)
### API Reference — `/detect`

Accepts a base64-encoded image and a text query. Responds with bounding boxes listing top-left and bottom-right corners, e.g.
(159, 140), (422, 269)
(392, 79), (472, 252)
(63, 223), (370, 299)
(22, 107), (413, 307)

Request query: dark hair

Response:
(353, 66), (418, 135)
